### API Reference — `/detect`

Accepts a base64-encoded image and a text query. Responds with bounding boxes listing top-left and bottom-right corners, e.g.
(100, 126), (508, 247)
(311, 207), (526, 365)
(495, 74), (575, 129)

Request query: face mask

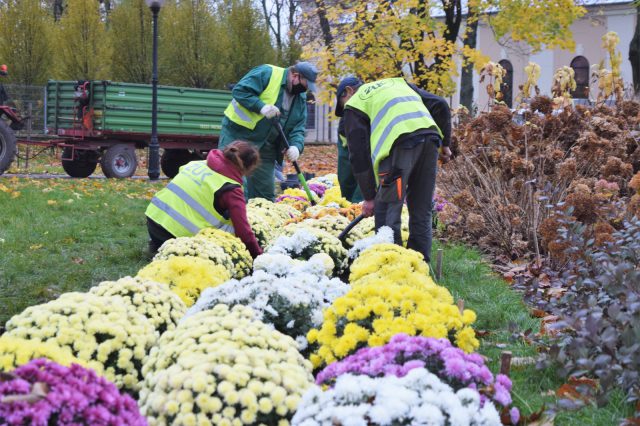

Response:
(291, 82), (307, 95)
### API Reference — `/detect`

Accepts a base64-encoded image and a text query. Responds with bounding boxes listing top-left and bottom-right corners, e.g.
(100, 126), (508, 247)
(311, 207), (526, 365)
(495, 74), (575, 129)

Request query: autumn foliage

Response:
(439, 98), (640, 262)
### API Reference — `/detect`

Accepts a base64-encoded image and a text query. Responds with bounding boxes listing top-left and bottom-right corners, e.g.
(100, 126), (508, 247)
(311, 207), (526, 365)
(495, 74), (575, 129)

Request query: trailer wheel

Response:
(101, 144), (137, 178)
(61, 147), (99, 178)
(0, 120), (17, 176)
(161, 149), (200, 178)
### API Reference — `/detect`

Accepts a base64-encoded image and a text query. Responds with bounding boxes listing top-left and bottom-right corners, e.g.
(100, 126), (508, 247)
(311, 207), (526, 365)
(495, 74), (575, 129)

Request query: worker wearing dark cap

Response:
(335, 76), (452, 263)
(220, 62), (318, 201)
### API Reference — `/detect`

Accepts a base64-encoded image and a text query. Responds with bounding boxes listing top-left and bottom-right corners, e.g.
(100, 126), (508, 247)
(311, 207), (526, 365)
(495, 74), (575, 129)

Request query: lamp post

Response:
(146, 0), (165, 180)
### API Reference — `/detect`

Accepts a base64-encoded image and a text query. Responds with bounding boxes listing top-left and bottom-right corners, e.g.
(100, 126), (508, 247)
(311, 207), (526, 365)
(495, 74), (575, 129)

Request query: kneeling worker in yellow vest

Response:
(335, 77), (452, 263)
(220, 62), (318, 201)
(145, 141), (263, 258)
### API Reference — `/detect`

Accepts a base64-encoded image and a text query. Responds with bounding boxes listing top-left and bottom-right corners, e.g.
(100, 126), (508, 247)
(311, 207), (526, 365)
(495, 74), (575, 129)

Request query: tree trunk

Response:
(314, 0), (333, 48)
(630, 5), (640, 95)
(53, 0), (64, 20)
(429, 0), (462, 77)
(460, 7), (479, 110)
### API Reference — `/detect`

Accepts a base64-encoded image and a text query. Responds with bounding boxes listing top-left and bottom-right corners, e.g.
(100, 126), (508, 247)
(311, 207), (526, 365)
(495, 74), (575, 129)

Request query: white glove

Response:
(285, 146), (300, 162)
(260, 104), (280, 119)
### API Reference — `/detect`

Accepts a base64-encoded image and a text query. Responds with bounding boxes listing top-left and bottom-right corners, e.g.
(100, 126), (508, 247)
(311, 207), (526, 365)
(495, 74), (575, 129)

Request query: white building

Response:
(303, 0), (638, 143)
(468, 0), (637, 110)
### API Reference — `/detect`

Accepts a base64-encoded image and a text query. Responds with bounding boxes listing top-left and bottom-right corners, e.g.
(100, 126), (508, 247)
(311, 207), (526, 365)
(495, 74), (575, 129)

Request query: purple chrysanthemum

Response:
(0, 358), (146, 426)
(316, 334), (517, 413)
(276, 194), (309, 204)
(308, 183), (327, 198)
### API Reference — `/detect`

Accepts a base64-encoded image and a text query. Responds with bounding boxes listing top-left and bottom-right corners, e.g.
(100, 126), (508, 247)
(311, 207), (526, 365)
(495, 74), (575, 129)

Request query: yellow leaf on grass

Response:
(11, 191), (20, 198)
(29, 244), (43, 250)
(47, 200), (57, 205)
(0, 183), (10, 193)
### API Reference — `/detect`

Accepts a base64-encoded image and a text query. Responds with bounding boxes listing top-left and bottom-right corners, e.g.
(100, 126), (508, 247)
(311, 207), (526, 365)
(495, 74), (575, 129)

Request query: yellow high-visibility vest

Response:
(224, 65), (286, 130)
(345, 78), (442, 184)
(145, 161), (237, 237)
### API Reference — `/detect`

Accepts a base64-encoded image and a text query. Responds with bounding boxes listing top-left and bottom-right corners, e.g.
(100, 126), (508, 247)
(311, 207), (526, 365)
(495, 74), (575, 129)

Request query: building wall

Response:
(471, 3), (636, 109)
(305, 2), (637, 143)
(304, 99), (337, 144)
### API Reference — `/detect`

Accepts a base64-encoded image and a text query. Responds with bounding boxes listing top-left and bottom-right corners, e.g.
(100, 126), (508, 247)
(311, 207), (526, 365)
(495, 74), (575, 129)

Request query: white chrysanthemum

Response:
(291, 368), (501, 426)
(183, 260), (348, 351)
(348, 226), (395, 259)
(90, 276), (186, 335)
(5, 292), (156, 393)
(139, 305), (313, 425)
(268, 227), (348, 275)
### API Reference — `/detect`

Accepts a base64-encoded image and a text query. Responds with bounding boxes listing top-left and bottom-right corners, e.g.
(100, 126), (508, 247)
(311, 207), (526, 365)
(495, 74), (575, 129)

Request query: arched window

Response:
(498, 59), (513, 108)
(570, 56), (590, 99)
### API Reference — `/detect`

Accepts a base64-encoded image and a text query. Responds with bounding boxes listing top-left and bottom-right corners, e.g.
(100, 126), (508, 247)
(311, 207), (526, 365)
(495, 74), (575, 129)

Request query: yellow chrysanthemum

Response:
(137, 256), (230, 307)
(308, 282), (479, 369)
(195, 227), (252, 278)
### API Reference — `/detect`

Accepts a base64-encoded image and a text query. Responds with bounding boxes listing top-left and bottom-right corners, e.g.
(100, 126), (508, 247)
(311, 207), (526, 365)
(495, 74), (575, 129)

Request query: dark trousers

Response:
(374, 134), (440, 263)
(337, 142), (363, 203)
(146, 217), (175, 253)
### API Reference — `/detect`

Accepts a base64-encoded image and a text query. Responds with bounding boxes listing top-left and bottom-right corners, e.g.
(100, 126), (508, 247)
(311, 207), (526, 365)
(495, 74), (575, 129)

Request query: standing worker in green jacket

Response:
(220, 62), (318, 201)
(337, 115), (363, 203)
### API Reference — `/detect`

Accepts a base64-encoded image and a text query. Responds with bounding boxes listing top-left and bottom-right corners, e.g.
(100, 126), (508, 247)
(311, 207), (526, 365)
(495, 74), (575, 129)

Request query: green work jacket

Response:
(219, 65), (307, 162)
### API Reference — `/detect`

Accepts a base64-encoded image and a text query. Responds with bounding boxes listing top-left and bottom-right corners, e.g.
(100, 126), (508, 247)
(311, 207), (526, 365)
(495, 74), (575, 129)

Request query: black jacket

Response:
(343, 82), (451, 200)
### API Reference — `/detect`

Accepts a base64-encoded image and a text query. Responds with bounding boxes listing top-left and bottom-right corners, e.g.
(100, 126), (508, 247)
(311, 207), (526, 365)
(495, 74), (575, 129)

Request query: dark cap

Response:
(335, 76), (362, 117)
(293, 62), (318, 92)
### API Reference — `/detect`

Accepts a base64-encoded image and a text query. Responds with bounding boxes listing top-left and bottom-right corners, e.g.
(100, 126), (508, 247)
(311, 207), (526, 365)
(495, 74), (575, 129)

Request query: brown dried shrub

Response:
(629, 194), (640, 217)
(628, 172), (640, 193)
(620, 100), (640, 118)
(440, 99), (637, 261)
(601, 156), (633, 181)
(594, 221), (616, 246)
(530, 96), (553, 115)
(557, 158), (577, 181)
(565, 191), (598, 224)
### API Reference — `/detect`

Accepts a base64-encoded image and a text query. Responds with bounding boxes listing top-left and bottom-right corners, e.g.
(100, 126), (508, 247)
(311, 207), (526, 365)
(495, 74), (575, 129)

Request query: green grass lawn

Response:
(0, 177), (164, 325)
(0, 176), (634, 424)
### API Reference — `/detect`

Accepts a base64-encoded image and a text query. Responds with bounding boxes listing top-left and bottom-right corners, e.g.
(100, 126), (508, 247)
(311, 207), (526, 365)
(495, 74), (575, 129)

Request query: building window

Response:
(570, 56), (589, 99)
(498, 59), (513, 108)
(306, 93), (316, 130)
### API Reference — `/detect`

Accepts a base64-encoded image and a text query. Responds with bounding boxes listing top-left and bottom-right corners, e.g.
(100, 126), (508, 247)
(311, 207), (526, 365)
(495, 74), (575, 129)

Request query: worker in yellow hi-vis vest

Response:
(220, 62), (318, 201)
(145, 141), (263, 258)
(335, 77), (452, 263)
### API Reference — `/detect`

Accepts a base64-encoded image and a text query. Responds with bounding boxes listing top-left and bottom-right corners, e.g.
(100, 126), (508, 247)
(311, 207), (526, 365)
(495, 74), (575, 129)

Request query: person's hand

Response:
(260, 104), (280, 119)
(285, 146), (300, 162)
(439, 146), (452, 163)
(362, 199), (375, 217)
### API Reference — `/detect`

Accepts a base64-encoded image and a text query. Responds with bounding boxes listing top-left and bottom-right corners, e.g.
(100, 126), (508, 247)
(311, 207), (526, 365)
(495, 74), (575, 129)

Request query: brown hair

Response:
(223, 141), (260, 175)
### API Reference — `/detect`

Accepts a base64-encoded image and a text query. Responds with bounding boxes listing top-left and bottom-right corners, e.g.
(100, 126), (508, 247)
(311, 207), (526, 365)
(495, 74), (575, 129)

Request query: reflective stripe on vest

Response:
(145, 161), (237, 237)
(224, 65), (286, 130)
(345, 78), (442, 184)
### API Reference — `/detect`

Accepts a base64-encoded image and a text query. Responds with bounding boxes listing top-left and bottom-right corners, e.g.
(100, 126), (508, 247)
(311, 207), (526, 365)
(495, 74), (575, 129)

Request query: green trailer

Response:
(2, 80), (233, 178)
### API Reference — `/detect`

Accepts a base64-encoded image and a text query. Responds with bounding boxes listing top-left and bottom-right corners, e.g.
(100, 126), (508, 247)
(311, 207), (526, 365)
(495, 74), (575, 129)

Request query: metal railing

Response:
(1, 84), (46, 135)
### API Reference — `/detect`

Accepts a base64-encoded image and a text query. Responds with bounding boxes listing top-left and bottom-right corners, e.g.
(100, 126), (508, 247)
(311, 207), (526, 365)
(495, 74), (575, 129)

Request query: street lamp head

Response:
(145, 0), (165, 10)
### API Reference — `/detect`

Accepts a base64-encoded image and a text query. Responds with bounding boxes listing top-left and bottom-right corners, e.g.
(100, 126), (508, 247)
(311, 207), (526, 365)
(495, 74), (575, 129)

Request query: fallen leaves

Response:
(283, 144), (337, 176)
(29, 244), (43, 250)
(554, 377), (600, 411)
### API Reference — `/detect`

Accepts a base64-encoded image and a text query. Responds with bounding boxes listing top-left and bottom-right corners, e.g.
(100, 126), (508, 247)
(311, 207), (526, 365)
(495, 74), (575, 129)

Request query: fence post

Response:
(436, 248), (443, 281)
(26, 102), (33, 170)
